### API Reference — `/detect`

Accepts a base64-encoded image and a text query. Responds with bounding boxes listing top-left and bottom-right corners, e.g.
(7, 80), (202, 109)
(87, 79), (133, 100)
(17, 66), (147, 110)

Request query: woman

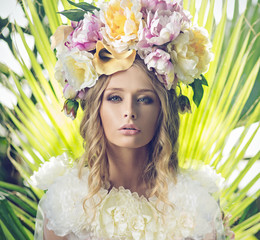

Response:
(31, 0), (227, 239)
(33, 59), (225, 240)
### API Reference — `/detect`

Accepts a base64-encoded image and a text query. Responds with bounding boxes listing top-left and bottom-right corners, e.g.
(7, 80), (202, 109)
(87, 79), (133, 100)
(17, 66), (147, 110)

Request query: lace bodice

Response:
(32, 154), (225, 240)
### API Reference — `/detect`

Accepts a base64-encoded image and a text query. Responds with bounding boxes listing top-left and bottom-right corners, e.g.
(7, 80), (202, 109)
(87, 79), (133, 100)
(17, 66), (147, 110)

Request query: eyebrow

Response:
(105, 88), (155, 93)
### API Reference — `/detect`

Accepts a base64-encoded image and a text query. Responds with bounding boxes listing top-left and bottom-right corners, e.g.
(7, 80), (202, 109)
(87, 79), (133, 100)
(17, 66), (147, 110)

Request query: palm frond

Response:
(0, 181), (37, 240)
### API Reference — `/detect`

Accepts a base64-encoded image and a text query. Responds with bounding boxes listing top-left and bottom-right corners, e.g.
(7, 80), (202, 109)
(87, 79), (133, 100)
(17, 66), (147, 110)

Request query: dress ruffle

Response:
(33, 155), (225, 240)
(166, 169), (224, 239)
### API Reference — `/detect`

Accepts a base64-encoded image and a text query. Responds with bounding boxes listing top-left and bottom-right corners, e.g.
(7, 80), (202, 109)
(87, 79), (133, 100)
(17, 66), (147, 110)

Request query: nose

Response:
(124, 113), (137, 119)
(123, 98), (137, 120)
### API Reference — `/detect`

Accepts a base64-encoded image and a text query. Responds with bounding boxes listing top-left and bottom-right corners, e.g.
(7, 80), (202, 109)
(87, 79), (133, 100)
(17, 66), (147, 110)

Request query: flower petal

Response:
(51, 25), (74, 50)
(93, 41), (136, 75)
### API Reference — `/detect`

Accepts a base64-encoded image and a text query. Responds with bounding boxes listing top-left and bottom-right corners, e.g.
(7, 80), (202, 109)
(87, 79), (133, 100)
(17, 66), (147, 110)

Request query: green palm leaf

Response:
(0, 181), (37, 240)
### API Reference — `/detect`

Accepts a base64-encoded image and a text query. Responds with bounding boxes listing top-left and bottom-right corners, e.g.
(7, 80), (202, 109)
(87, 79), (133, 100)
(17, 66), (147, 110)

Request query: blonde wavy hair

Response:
(79, 57), (179, 205)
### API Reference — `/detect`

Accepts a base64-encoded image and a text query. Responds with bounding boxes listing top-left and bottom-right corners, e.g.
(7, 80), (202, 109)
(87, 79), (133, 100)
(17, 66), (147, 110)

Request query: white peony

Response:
(54, 58), (66, 88)
(30, 153), (71, 190)
(167, 26), (213, 84)
(55, 48), (99, 92)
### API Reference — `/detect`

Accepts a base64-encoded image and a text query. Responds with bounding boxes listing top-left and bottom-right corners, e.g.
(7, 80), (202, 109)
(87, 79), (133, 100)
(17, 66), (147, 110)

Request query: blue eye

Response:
(107, 95), (122, 102)
(138, 97), (153, 104)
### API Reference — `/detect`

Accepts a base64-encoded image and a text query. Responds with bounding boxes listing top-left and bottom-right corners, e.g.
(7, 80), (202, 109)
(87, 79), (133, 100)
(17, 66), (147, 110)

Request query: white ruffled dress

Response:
(32, 154), (225, 240)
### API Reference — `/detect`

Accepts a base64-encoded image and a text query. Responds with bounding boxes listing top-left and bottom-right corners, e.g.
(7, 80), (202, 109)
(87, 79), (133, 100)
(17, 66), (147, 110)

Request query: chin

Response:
(110, 139), (150, 149)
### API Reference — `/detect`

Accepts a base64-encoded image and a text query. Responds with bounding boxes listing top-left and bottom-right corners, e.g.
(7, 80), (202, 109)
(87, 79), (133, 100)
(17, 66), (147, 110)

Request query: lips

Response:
(119, 124), (140, 135)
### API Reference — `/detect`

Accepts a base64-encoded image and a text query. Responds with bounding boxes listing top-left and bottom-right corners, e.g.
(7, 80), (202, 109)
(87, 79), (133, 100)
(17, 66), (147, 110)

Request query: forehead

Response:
(106, 65), (154, 90)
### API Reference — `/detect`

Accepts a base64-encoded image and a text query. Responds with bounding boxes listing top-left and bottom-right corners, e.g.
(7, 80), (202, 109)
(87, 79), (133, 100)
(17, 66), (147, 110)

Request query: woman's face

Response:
(100, 65), (161, 149)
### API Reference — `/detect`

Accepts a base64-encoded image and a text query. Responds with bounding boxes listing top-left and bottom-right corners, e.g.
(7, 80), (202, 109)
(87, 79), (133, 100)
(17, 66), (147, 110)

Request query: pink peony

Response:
(70, 21), (78, 29)
(66, 13), (103, 51)
(137, 9), (183, 49)
(144, 49), (176, 89)
(140, 0), (190, 22)
(141, 0), (183, 13)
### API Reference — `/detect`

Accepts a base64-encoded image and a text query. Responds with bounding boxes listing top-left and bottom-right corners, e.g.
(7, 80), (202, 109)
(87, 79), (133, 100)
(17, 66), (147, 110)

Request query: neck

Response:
(106, 143), (148, 196)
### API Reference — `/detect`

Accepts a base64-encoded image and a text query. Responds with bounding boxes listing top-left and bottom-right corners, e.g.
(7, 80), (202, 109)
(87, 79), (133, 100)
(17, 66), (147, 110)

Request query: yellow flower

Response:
(167, 26), (213, 84)
(190, 28), (213, 73)
(100, 0), (142, 52)
(93, 41), (136, 75)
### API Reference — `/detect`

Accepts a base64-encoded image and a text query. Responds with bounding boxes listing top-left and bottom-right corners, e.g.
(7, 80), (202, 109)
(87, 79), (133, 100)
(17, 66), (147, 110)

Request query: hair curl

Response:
(79, 57), (180, 206)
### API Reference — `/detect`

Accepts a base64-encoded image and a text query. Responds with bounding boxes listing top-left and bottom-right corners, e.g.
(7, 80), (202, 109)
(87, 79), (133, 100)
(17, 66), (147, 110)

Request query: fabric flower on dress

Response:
(186, 164), (224, 195)
(30, 153), (71, 190)
(37, 161), (225, 239)
(99, 0), (142, 52)
(42, 167), (101, 239)
(177, 211), (195, 238)
(166, 167), (224, 239)
(94, 187), (162, 240)
(167, 26), (213, 84)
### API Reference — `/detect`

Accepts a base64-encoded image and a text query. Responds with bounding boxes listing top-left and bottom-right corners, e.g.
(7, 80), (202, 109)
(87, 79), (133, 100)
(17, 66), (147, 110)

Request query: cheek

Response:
(100, 104), (120, 130)
(142, 108), (160, 133)
(148, 104), (160, 123)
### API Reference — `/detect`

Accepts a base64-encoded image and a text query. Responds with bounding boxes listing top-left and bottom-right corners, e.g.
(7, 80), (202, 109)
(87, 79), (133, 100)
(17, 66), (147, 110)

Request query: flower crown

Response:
(52, 0), (213, 119)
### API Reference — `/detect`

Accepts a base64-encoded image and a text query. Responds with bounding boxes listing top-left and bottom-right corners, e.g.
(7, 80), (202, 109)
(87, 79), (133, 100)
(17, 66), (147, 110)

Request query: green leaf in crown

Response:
(58, 0), (100, 21)
(189, 75), (209, 108)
